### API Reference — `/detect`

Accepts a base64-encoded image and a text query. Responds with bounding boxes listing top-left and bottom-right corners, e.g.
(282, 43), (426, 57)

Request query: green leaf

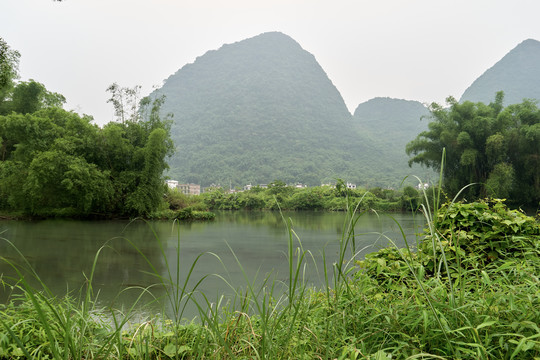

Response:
(12, 347), (24, 357)
(476, 320), (497, 330)
(163, 343), (176, 358)
(164, 343), (191, 357)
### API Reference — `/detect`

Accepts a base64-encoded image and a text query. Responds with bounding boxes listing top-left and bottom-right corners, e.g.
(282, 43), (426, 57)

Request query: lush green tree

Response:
(268, 179), (294, 196)
(0, 159), (26, 209)
(0, 37), (20, 107)
(406, 92), (539, 207)
(1, 38), (62, 115)
(485, 162), (514, 199)
(125, 128), (173, 215)
(0, 79), (66, 115)
(399, 185), (420, 211)
(334, 178), (348, 197)
(0, 98), (173, 217)
(6, 80), (66, 114)
(287, 187), (326, 210)
(0, 109), (106, 214)
(406, 95), (499, 197)
(0, 45), (174, 217)
(24, 149), (113, 215)
(496, 100), (540, 205)
(101, 87), (174, 215)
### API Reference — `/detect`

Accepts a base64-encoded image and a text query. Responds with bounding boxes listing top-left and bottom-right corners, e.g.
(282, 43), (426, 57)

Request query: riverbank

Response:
(1, 199), (539, 359)
(161, 182), (427, 217)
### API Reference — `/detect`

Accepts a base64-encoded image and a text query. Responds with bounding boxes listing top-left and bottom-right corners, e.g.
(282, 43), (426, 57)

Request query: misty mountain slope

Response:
(154, 32), (386, 187)
(460, 39), (540, 105)
(352, 97), (435, 183)
(353, 97), (429, 143)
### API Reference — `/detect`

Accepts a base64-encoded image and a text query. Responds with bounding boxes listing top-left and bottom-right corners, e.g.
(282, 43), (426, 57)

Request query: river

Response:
(0, 210), (423, 320)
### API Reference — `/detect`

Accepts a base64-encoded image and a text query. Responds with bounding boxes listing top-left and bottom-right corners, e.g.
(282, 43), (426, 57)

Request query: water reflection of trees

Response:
(213, 210), (346, 232)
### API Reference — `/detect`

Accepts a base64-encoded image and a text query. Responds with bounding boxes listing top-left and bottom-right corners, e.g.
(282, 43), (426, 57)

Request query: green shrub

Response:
(423, 198), (540, 272)
(355, 198), (540, 358)
(176, 207), (215, 221)
(359, 198), (540, 281)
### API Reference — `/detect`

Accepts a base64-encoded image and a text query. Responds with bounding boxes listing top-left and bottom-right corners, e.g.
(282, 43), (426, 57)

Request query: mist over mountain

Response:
(154, 32), (381, 187)
(460, 39), (540, 105)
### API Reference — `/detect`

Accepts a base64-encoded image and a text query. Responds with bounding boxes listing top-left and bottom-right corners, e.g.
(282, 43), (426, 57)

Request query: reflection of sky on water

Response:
(0, 212), (423, 320)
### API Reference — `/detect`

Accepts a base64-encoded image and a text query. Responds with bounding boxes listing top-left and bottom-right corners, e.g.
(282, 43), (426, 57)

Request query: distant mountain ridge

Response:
(153, 32), (538, 188)
(353, 97), (428, 140)
(460, 38), (540, 105)
(352, 97), (434, 183)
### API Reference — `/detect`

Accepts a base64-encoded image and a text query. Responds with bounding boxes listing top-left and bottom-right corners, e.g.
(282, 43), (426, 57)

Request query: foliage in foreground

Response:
(0, 198), (539, 359)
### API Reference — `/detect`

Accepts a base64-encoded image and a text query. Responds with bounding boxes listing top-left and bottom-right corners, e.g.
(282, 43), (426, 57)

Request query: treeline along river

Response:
(0, 211), (422, 319)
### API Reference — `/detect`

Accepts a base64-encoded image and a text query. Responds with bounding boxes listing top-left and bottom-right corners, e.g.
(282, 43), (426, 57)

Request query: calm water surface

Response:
(0, 211), (423, 319)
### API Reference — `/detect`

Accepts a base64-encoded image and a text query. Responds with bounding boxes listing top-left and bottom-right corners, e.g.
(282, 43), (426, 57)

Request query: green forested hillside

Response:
(154, 32), (437, 188)
(460, 39), (540, 105)
(154, 32), (390, 187)
(155, 34), (540, 189)
(352, 97), (434, 184)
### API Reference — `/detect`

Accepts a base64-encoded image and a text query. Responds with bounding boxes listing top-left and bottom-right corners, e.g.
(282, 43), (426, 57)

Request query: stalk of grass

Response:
(213, 214), (308, 358)
(199, 247), (274, 357)
(0, 239), (71, 358)
(334, 193), (368, 285)
(280, 215), (312, 356)
(376, 150), (457, 354)
(191, 199), (322, 358)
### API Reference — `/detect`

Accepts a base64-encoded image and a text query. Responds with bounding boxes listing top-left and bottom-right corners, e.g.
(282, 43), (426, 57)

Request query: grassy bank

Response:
(1, 196), (539, 359)
(164, 182), (425, 213)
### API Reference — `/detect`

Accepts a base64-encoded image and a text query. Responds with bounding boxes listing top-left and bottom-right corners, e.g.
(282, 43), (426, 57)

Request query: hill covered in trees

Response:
(460, 39), (540, 105)
(153, 32), (428, 188)
(154, 32), (359, 187)
(154, 33), (539, 189)
(352, 97), (434, 184)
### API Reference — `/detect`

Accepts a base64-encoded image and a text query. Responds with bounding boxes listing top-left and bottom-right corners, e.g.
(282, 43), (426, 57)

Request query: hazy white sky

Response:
(2, 0), (540, 125)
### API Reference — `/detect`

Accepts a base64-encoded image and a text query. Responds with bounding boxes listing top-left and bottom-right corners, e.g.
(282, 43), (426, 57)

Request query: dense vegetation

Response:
(0, 38), (174, 218)
(1, 198), (539, 358)
(407, 92), (540, 209)
(460, 39), (540, 106)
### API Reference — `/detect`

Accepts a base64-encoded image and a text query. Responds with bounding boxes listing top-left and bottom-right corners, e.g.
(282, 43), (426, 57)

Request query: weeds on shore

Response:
(1, 185), (539, 359)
